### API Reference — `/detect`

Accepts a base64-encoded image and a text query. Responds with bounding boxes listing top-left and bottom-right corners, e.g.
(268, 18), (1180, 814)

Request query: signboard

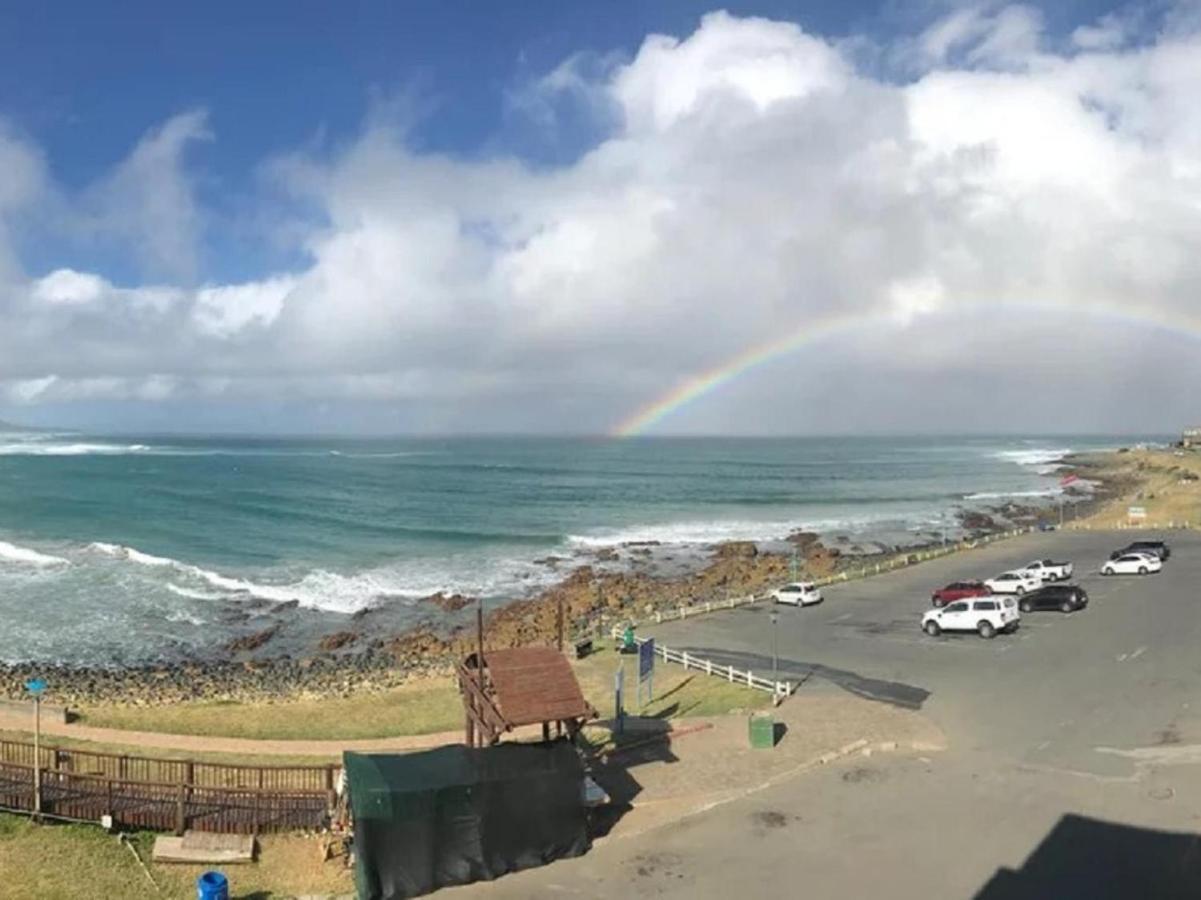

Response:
(638, 639), (655, 681)
(1128, 506), (1147, 521)
(24, 678), (46, 697)
(637, 639), (655, 706)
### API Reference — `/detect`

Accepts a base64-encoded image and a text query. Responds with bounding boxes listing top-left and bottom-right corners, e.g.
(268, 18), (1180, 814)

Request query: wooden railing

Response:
(0, 761), (330, 834)
(0, 739), (337, 791)
(0, 740), (336, 834)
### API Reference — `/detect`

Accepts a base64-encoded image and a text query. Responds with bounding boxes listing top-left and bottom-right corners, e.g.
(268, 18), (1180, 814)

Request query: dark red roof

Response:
(477, 647), (595, 727)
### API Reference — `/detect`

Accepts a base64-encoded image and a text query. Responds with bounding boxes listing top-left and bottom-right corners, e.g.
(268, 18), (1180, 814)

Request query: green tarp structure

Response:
(345, 741), (590, 899)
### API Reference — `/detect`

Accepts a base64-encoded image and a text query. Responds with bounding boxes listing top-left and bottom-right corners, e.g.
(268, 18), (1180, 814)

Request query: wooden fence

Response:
(0, 740), (335, 834)
(609, 630), (793, 703)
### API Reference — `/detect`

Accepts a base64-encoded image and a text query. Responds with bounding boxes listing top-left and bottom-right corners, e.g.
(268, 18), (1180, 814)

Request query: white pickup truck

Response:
(1019, 559), (1073, 582)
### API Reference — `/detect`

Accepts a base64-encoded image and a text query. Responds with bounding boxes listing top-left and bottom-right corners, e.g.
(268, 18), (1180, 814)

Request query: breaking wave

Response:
(0, 540), (69, 567)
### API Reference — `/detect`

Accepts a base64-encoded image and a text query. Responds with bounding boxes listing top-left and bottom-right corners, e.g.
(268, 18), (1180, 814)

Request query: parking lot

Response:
(648, 528), (1201, 778)
(455, 529), (1201, 899)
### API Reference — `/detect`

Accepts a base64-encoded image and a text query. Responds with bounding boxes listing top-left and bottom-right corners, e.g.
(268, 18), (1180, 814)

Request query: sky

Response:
(0, 0), (1199, 435)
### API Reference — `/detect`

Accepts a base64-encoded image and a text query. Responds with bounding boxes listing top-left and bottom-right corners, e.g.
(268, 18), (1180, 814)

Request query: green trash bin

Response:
(748, 713), (775, 749)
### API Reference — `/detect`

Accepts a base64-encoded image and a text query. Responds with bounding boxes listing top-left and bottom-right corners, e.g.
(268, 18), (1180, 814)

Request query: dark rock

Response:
(317, 631), (359, 652)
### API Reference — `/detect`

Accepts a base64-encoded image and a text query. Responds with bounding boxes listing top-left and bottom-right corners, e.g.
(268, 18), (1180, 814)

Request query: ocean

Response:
(0, 432), (1158, 665)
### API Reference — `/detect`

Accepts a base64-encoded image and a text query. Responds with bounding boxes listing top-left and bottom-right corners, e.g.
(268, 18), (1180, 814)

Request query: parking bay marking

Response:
(1117, 646), (1148, 662)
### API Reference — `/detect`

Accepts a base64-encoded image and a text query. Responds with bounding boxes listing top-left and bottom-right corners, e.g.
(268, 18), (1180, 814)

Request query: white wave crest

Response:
(0, 441), (151, 456)
(0, 540), (69, 567)
(165, 583), (227, 602)
(89, 542), (174, 566)
(88, 540), (547, 613)
(567, 514), (893, 549)
(964, 489), (1061, 501)
(992, 448), (1071, 467)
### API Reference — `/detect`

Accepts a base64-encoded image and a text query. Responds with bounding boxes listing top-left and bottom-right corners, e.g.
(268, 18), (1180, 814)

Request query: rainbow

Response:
(611, 299), (1201, 437)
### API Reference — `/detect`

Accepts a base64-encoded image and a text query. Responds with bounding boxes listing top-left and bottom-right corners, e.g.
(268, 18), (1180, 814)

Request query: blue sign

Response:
(639, 638), (655, 682)
(24, 679), (46, 696)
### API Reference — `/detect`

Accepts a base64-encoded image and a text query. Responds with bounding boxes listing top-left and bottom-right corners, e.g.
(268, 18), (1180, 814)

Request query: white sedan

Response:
(771, 582), (823, 606)
(1102, 553), (1162, 576)
(984, 571), (1042, 595)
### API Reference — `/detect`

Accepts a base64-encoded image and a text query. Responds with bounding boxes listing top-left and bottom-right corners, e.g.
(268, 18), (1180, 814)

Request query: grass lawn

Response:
(0, 814), (353, 899)
(78, 647), (770, 741)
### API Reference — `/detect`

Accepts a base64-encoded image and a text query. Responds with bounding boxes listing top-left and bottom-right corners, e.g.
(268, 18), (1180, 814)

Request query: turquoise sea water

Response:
(0, 432), (1160, 664)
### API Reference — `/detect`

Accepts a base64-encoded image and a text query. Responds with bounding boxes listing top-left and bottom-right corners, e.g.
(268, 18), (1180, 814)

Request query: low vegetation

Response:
(77, 647), (770, 741)
(0, 814), (353, 899)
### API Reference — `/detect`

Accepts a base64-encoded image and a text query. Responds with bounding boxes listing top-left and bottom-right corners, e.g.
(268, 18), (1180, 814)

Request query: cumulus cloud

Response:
(4, 6), (1201, 433)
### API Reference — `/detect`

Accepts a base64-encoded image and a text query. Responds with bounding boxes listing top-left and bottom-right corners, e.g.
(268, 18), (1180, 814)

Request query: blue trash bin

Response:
(197, 870), (229, 900)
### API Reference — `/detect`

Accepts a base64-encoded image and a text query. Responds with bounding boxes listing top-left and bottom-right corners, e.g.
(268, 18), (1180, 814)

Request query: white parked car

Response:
(922, 596), (1020, 639)
(1102, 553), (1163, 576)
(984, 571), (1043, 595)
(1019, 559), (1073, 582)
(771, 582), (822, 606)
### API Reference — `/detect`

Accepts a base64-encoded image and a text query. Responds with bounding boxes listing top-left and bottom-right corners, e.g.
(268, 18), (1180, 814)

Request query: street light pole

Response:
(770, 611), (779, 683)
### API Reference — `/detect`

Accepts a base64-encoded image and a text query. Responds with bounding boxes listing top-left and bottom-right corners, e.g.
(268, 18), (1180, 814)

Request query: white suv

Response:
(984, 571), (1042, 595)
(771, 582), (822, 606)
(922, 596), (1020, 639)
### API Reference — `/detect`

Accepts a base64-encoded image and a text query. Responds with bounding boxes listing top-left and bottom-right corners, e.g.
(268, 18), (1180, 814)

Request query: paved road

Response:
(453, 530), (1201, 899)
(651, 528), (1201, 779)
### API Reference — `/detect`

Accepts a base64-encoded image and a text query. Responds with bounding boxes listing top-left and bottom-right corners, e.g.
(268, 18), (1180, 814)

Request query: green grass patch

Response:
(0, 813), (352, 899)
(77, 647), (769, 742)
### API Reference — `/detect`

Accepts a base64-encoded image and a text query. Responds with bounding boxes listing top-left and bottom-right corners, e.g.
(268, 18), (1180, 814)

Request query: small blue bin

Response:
(197, 870), (229, 900)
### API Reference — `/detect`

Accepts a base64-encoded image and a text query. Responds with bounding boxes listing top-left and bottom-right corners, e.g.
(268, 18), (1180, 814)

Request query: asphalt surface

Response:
(451, 529), (1201, 899)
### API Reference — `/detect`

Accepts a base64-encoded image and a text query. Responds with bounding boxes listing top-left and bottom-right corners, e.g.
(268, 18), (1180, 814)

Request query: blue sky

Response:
(3, 1), (1200, 435)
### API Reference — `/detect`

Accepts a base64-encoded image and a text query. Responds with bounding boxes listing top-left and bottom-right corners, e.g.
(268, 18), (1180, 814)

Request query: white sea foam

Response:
(0, 540), (69, 567)
(165, 583), (227, 602)
(964, 489), (1062, 501)
(0, 441), (151, 456)
(991, 448), (1071, 467)
(90, 540), (554, 613)
(568, 514), (894, 549)
(90, 542), (175, 567)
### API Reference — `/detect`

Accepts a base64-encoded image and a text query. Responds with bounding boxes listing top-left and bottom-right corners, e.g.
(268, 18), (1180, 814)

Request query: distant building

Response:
(1183, 427), (1201, 448)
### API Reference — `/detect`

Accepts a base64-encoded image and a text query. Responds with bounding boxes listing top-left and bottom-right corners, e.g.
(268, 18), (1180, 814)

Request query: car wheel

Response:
(1139, 566), (1148, 575)
(1020, 600), (1032, 613)
(932, 598), (944, 608)
(1015, 586), (1025, 595)
(1061, 601), (1073, 613)
(924, 621), (941, 637)
(978, 621), (996, 639)
(1102, 567), (1113, 576)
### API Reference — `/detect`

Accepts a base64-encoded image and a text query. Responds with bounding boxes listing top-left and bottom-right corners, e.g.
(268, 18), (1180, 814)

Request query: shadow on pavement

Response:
(675, 646), (931, 709)
(975, 814), (1201, 900)
(587, 719), (680, 839)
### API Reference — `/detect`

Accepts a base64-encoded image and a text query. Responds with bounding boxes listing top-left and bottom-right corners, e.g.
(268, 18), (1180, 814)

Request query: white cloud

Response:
(4, 7), (1201, 433)
(83, 109), (212, 279)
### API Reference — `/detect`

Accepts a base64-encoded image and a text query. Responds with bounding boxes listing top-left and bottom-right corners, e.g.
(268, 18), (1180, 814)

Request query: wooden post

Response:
(32, 696), (40, 818)
(556, 593), (564, 652)
(105, 778), (113, 822)
(175, 782), (186, 835)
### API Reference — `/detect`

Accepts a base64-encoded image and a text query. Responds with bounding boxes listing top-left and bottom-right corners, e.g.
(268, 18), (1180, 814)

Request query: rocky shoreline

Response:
(0, 453), (1139, 709)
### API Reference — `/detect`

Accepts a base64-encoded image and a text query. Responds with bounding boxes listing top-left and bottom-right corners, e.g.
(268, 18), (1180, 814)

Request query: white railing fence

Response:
(609, 629), (793, 704)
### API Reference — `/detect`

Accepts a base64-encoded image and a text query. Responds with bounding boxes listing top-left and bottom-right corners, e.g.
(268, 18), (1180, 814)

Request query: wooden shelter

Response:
(456, 647), (597, 747)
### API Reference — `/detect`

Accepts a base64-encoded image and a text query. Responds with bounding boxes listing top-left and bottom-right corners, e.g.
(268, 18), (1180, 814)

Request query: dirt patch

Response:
(751, 809), (793, 829)
(841, 765), (887, 784)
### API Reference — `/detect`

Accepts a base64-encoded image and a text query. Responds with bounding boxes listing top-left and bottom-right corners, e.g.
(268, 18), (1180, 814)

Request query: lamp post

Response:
(25, 678), (46, 818)
(769, 611), (779, 683)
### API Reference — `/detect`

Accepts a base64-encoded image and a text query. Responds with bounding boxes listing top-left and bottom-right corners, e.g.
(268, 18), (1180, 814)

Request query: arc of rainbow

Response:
(612, 299), (1201, 437)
